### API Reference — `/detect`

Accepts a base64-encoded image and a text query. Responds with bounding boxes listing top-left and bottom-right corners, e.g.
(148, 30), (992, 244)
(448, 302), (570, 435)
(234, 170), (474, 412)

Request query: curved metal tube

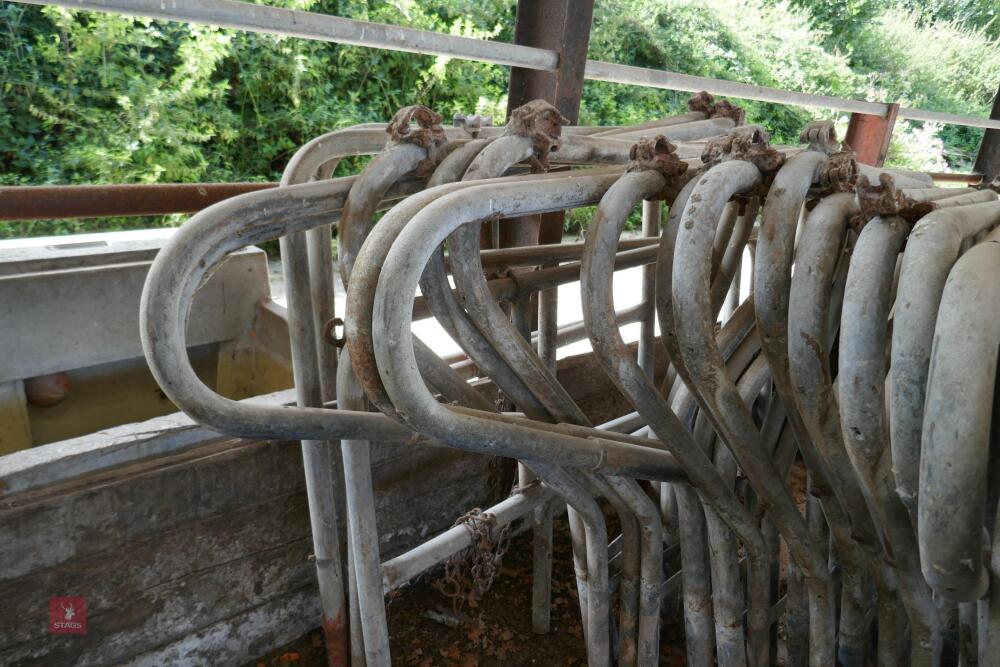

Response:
(331, 118), (466, 664)
(340, 128), (676, 664)
(604, 476), (663, 666)
(142, 178), (423, 442)
(582, 167), (772, 666)
(919, 225), (1000, 602)
(755, 149), (893, 665)
(346, 131), (549, 425)
(532, 462), (612, 666)
(447, 128), (635, 667)
(345, 155), (685, 666)
(280, 125), (398, 664)
(370, 173), (684, 469)
(345, 154), (571, 417)
(348, 140), (609, 664)
(339, 142), (429, 287)
(366, 173), (695, 667)
(280, 125), (397, 405)
(449, 133), (591, 424)
(655, 175), (771, 666)
(671, 159), (835, 666)
(786, 191), (918, 665)
(449, 135), (640, 424)
(137, 180), (425, 667)
(283, 124), (490, 184)
(890, 199), (1000, 518)
(838, 215), (942, 663)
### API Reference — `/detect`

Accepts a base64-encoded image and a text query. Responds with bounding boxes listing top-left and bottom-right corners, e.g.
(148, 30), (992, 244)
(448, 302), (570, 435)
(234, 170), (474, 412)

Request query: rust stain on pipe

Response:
(322, 611), (349, 667)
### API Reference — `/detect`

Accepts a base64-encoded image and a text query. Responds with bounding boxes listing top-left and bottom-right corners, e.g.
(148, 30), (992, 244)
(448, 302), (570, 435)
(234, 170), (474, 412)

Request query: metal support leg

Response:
(281, 231), (349, 667)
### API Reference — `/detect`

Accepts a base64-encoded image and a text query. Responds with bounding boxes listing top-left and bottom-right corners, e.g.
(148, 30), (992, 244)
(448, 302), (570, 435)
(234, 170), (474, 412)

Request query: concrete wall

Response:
(0, 345), (652, 666)
(0, 243), (283, 452)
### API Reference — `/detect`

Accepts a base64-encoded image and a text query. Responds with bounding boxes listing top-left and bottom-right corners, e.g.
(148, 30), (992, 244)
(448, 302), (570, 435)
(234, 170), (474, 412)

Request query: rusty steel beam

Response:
(845, 103), (899, 167)
(503, 4), (595, 637)
(974, 84), (1000, 184)
(0, 182), (277, 221)
(500, 0), (594, 250)
(928, 172), (984, 185)
(507, 0), (594, 124)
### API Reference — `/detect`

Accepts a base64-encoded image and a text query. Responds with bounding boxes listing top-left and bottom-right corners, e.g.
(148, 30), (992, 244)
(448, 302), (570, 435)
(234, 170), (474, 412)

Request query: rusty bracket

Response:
(453, 113), (494, 138)
(817, 147), (860, 197)
(800, 120), (842, 155)
(853, 173), (934, 231)
(505, 99), (571, 171)
(626, 135), (691, 201)
(701, 125), (785, 175)
(386, 105), (448, 172)
(687, 90), (746, 126)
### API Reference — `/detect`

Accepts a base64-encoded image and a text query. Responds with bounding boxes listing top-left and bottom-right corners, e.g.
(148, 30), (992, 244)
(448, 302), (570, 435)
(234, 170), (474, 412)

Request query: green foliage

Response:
(0, 0), (514, 237)
(850, 10), (999, 169)
(1, 0), (997, 240)
(784, 0), (880, 47)
(892, 0), (1000, 41)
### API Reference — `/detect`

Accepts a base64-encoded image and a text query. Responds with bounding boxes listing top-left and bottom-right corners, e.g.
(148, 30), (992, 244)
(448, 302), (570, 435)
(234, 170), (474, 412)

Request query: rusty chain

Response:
(434, 508), (512, 612)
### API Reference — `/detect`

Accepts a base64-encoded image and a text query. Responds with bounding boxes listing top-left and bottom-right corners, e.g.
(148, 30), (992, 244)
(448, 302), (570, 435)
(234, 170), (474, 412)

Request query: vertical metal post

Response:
(279, 232), (349, 667)
(844, 102), (899, 167)
(973, 85), (1000, 184)
(505, 0), (595, 251)
(505, 0), (595, 635)
(638, 199), (660, 377)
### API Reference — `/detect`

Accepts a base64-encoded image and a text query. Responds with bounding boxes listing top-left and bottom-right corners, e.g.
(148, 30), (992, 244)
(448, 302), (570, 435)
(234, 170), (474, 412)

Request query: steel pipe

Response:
(583, 156), (772, 666)
(839, 214), (942, 663)
(890, 199), (1000, 519)
(671, 157), (835, 665)
(919, 225), (1000, 602)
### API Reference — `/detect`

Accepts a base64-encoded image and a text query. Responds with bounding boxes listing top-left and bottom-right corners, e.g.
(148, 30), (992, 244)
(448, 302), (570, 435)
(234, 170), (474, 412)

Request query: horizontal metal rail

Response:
(584, 61), (1000, 129)
(13, 0), (557, 70)
(0, 182), (277, 220)
(1, 173), (977, 223)
(583, 60), (885, 116)
(14, 0), (1000, 130)
(928, 171), (983, 185)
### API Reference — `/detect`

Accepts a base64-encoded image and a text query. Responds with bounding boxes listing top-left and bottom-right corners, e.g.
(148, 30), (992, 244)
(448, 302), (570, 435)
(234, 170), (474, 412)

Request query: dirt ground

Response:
(248, 513), (689, 667)
(248, 459), (813, 667)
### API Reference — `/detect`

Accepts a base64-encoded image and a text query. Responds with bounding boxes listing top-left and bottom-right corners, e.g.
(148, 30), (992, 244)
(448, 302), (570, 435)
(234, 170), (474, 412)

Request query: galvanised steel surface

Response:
(140, 94), (1000, 666)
